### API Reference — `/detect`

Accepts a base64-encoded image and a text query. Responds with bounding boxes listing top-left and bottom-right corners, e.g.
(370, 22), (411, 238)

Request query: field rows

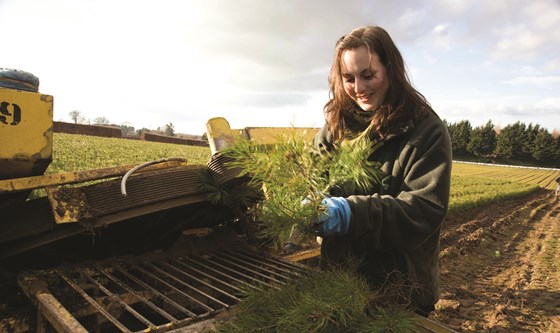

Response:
(452, 162), (560, 191)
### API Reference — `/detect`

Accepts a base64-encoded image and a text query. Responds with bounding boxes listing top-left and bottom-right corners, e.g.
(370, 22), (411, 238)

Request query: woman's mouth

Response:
(357, 93), (372, 103)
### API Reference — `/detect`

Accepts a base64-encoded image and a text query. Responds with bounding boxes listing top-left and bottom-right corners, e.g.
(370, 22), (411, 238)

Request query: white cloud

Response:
(544, 58), (560, 72)
(503, 75), (560, 87)
(487, 1), (560, 61)
(536, 97), (560, 108)
(430, 23), (453, 50)
(492, 29), (547, 60)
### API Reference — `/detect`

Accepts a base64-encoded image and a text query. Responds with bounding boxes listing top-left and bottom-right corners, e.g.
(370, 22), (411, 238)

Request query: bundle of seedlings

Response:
(207, 131), (418, 332)
(215, 130), (385, 248)
(217, 262), (418, 333)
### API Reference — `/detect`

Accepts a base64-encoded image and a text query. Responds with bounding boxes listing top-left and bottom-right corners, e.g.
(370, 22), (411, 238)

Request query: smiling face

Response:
(341, 46), (389, 112)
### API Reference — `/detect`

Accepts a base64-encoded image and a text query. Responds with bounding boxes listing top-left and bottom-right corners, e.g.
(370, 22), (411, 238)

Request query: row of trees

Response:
(446, 120), (560, 167)
(67, 110), (176, 137)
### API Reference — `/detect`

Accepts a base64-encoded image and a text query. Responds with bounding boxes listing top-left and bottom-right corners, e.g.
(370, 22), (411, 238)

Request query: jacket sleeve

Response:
(313, 123), (335, 153)
(346, 116), (452, 250)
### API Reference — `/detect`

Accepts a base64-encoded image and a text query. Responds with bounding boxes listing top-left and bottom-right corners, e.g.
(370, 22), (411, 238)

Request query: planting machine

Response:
(0, 69), (454, 332)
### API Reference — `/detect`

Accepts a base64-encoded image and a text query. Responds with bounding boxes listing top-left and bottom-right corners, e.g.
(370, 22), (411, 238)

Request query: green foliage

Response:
(447, 120), (471, 156)
(452, 162), (559, 191)
(445, 118), (559, 167)
(532, 129), (556, 162)
(218, 266), (417, 333)
(467, 121), (496, 157)
(495, 122), (526, 161)
(48, 133), (210, 174)
(356, 306), (418, 333)
(221, 130), (384, 246)
(449, 174), (539, 211)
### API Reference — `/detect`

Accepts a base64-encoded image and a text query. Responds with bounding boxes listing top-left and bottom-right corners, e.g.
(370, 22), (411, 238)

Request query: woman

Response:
(313, 26), (452, 316)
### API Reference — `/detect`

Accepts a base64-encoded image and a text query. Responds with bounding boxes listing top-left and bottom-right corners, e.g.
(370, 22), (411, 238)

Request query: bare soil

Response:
(434, 189), (560, 332)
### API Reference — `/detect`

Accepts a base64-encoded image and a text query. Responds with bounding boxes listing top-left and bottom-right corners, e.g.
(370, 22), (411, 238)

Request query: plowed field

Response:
(434, 189), (560, 332)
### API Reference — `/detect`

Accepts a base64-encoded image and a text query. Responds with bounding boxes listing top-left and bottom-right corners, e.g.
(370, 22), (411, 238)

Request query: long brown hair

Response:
(325, 26), (431, 140)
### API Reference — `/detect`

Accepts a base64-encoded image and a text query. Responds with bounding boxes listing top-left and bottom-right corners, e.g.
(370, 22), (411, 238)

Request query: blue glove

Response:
(314, 197), (351, 237)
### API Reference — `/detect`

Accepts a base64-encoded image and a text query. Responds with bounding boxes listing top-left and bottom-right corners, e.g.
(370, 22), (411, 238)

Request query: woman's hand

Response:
(313, 197), (351, 237)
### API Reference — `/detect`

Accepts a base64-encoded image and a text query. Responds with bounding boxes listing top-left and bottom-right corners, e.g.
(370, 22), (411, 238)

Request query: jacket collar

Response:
(343, 104), (415, 143)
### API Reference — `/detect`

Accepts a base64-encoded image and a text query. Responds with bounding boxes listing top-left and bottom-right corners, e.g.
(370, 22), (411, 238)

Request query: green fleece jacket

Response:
(314, 109), (452, 309)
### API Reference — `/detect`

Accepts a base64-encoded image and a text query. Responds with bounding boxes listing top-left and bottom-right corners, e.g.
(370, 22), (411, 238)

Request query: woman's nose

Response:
(354, 78), (365, 94)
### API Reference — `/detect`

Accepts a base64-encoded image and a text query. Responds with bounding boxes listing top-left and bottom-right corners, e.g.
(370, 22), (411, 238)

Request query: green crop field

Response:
(449, 162), (559, 211)
(47, 133), (211, 174)
(48, 134), (560, 212)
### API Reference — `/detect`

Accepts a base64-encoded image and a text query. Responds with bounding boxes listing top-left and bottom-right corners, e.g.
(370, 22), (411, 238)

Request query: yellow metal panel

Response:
(206, 117), (320, 153)
(205, 117), (244, 154)
(0, 87), (53, 179)
(244, 127), (319, 145)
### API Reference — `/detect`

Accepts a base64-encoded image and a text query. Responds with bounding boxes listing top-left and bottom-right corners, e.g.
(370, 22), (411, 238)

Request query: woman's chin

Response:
(356, 102), (377, 112)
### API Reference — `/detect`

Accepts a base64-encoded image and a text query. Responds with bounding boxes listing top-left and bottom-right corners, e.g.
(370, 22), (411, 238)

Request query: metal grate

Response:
(18, 249), (307, 332)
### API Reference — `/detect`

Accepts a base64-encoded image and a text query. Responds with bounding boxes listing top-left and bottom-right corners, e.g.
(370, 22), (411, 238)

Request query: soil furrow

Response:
(434, 191), (560, 332)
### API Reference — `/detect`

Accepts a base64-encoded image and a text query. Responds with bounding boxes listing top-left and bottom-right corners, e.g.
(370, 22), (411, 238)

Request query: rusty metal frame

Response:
(18, 249), (307, 333)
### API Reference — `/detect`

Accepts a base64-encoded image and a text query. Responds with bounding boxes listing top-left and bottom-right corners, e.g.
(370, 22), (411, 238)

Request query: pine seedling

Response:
(217, 264), (417, 333)
(219, 129), (384, 247)
(356, 306), (418, 333)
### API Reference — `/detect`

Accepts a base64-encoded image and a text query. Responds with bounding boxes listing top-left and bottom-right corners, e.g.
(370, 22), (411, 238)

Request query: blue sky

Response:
(1, 0), (559, 135)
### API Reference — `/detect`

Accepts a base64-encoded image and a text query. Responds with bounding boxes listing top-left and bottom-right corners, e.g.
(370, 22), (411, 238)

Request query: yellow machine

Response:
(0, 69), (53, 180)
(0, 69), (53, 214)
(0, 70), (455, 333)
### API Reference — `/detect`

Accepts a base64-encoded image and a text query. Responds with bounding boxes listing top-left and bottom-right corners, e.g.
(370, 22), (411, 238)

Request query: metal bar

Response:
(220, 251), (293, 282)
(239, 248), (310, 272)
(158, 259), (240, 302)
(56, 270), (132, 333)
(191, 254), (278, 289)
(81, 271), (155, 329)
(35, 292), (89, 333)
(114, 267), (197, 318)
(131, 263), (215, 313)
(149, 260), (231, 309)
(169, 257), (245, 294)
(60, 290), (161, 321)
(207, 253), (286, 285)
(99, 268), (179, 323)
(219, 251), (295, 281)
(233, 249), (307, 278)
(180, 256), (264, 291)
(281, 247), (322, 263)
(18, 249), (317, 333)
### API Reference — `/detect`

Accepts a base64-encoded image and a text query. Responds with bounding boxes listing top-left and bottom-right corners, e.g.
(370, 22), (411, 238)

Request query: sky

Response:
(1, 0), (559, 136)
